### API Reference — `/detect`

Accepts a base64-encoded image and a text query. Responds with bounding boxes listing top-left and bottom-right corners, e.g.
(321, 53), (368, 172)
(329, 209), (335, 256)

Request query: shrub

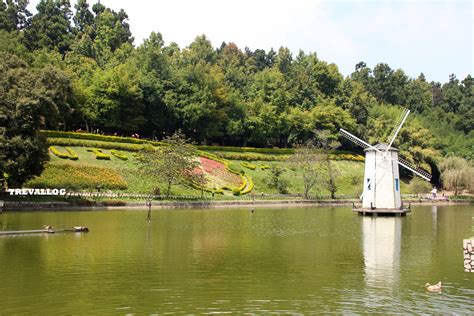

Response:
(260, 164), (270, 170)
(241, 162), (257, 170)
(47, 138), (144, 151)
(87, 148), (111, 160)
(330, 153), (365, 162)
(241, 176), (254, 195)
(233, 188), (241, 196)
(41, 130), (162, 146)
(110, 150), (128, 160)
(212, 152), (289, 161)
(50, 146), (70, 159)
(198, 145), (294, 155)
(66, 147), (79, 160)
(50, 146), (78, 160)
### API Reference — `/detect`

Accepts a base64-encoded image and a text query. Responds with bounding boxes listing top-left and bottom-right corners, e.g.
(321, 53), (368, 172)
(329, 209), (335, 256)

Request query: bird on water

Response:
(425, 281), (442, 292)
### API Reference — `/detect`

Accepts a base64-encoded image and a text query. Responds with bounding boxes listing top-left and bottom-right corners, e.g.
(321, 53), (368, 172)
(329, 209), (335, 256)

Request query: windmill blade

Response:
(385, 108), (410, 153)
(339, 129), (381, 152)
(386, 108), (409, 144)
(397, 157), (432, 181)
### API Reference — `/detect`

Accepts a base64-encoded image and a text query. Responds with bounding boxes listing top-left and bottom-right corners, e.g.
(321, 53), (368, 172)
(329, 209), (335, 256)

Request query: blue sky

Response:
(30, 0), (473, 83)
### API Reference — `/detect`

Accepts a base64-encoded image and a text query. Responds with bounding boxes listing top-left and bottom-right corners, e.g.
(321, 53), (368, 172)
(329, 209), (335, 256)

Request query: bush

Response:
(87, 148), (111, 160)
(50, 146), (78, 160)
(233, 188), (241, 196)
(198, 145), (294, 155)
(408, 177), (432, 194)
(330, 153), (365, 162)
(110, 150), (128, 160)
(50, 146), (70, 159)
(47, 138), (144, 151)
(241, 162), (257, 170)
(41, 130), (162, 146)
(260, 164), (270, 170)
(241, 176), (254, 195)
(212, 151), (288, 161)
(66, 147), (79, 160)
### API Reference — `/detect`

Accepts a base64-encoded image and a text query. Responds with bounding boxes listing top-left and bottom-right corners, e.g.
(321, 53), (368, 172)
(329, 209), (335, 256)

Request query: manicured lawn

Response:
(27, 144), (414, 198)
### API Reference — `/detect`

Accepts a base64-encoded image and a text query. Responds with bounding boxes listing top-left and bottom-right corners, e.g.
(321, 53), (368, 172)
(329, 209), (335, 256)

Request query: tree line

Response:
(0, 0), (472, 187)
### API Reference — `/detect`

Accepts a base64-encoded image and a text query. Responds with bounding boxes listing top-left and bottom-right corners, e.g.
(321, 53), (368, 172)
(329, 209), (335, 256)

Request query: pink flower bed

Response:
(200, 157), (226, 173)
(197, 157), (242, 187)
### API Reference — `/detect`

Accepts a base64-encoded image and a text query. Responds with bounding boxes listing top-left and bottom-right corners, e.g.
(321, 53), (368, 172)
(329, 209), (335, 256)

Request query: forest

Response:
(0, 0), (473, 189)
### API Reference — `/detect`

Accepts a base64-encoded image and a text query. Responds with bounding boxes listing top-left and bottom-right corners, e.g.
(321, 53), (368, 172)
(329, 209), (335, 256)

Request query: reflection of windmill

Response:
(362, 217), (402, 291)
(340, 108), (431, 212)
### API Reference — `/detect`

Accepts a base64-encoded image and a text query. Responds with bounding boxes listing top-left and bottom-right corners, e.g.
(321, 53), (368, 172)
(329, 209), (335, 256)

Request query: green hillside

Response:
(22, 132), (423, 199)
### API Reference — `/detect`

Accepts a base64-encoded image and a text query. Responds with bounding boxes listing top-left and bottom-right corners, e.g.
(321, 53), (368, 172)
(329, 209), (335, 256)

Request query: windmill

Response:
(340, 108), (431, 211)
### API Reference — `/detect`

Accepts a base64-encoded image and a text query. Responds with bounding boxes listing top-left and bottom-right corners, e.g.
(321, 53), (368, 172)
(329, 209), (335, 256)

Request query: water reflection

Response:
(362, 216), (402, 290)
(431, 206), (438, 237)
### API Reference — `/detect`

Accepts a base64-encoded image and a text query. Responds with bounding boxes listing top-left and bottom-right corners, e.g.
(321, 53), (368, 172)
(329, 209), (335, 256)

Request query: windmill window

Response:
(367, 179), (371, 190)
(395, 178), (399, 191)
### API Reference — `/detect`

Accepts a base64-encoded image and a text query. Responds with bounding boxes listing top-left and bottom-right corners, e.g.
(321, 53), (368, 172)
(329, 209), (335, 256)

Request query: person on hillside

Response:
(430, 187), (437, 199)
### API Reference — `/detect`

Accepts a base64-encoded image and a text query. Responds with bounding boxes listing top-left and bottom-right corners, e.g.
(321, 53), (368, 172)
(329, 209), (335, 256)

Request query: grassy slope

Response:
(28, 147), (197, 195)
(27, 145), (407, 198)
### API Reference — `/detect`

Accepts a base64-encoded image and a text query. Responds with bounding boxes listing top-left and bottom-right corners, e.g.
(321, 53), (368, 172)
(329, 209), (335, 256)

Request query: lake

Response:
(0, 205), (473, 314)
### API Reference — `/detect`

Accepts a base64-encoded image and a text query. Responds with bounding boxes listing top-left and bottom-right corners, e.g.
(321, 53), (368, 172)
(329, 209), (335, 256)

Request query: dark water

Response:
(0, 205), (473, 314)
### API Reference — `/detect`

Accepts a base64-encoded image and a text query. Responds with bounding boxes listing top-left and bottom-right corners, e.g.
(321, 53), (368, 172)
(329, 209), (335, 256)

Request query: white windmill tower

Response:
(340, 108), (432, 213)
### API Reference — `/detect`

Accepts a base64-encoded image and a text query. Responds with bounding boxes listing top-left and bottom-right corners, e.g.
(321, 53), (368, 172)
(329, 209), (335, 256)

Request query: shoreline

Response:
(0, 198), (471, 212)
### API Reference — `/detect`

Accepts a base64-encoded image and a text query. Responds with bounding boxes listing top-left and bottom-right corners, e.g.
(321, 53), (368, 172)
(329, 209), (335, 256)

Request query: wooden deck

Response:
(352, 207), (411, 216)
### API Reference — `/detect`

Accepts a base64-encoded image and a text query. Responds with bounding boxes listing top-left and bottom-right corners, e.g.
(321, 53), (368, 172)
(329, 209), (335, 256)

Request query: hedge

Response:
(260, 164), (270, 170)
(241, 176), (254, 195)
(66, 147), (79, 160)
(50, 146), (70, 159)
(199, 144), (294, 155)
(41, 130), (162, 146)
(212, 151), (289, 161)
(87, 148), (111, 160)
(43, 130), (364, 162)
(50, 146), (78, 160)
(110, 150), (128, 160)
(241, 161), (257, 170)
(47, 138), (144, 151)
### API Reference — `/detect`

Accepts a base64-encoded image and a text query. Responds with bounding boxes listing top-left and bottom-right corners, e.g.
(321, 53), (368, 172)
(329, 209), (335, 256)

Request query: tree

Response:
(314, 130), (340, 199)
(289, 142), (324, 198)
(439, 157), (474, 196)
(0, 0), (30, 32)
(0, 53), (50, 187)
(138, 131), (199, 196)
(265, 165), (288, 194)
(23, 0), (74, 56)
(73, 0), (93, 33)
(90, 62), (145, 134)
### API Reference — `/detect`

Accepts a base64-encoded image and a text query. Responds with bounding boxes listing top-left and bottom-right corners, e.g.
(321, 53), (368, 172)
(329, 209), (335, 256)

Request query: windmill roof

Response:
(364, 142), (399, 152)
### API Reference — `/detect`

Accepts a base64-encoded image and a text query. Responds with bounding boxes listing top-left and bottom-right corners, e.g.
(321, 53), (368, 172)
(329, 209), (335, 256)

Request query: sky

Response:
(30, 0), (473, 83)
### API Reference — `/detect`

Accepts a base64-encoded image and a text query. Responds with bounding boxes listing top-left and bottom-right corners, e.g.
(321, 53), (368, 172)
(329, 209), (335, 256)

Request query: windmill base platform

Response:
(352, 207), (411, 216)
